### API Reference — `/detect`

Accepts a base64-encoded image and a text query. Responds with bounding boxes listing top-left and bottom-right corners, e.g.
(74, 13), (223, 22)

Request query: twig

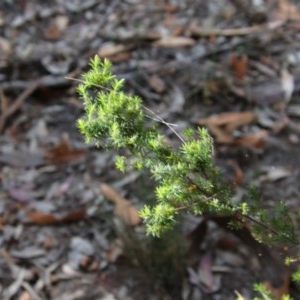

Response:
(21, 282), (43, 300)
(189, 20), (286, 37)
(0, 76), (68, 91)
(241, 214), (298, 245)
(0, 79), (40, 133)
(143, 105), (186, 143)
(3, 269), (26, 300)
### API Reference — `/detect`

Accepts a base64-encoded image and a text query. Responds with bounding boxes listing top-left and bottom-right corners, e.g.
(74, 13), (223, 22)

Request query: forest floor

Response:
(1, 1), (300, 299)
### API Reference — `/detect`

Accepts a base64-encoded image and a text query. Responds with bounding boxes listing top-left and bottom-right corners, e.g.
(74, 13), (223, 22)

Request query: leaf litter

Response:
(1, 0), (300, 299)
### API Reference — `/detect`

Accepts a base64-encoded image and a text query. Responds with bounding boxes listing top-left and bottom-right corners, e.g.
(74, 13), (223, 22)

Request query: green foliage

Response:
(78, 56), (300, 299)
(246, 185), (296, 244)
(292, 264), (300, 283)
(77, 56), (298, 243)
(77, 56), (245, 236)
(252, 283), (292, 300)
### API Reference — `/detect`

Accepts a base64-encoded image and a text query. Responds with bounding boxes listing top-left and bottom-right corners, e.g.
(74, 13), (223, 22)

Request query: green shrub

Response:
(77, 56), (300, 297)
(77, 56), (248, 236)
(77, 56), (300, 242)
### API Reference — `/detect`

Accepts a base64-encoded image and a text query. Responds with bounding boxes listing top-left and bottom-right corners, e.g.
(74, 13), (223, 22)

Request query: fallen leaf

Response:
(234, 130), (267, 148)
(281, 69), (294, 103)
(45, 133), (85, 163)
(26, 209), (86, 225)
(153, 36), (195, 47)
(230, 53), (248, 80)
(198, 111), (256, 131)
(100, 183), (141, 226)
(60, 209), (86, 222)
(263, 269), (290, 300)
(26, 211), (57, 225)
(98, 43), (128, 58)
(148, 75), (166, 93)
(198, 111), (256, 143)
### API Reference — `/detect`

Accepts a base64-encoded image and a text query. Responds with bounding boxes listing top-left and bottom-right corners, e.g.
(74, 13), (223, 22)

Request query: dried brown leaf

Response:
(281, 69), (294, 103)
(98, 43), (128, 58)
(100, 183), (141, 226)
(234, 130), (267, 148)
(263, 270), (290, 300)
(27, 211), (58, 225)
(230, 53), (248, 80)
(198, 111), (256, 131)
(26, 209), (86, 225)
(153, 36), (195, 47)
(198, 111), (257, 143)
(45, 133), (85, 163)
(60, 209), (86, 222)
